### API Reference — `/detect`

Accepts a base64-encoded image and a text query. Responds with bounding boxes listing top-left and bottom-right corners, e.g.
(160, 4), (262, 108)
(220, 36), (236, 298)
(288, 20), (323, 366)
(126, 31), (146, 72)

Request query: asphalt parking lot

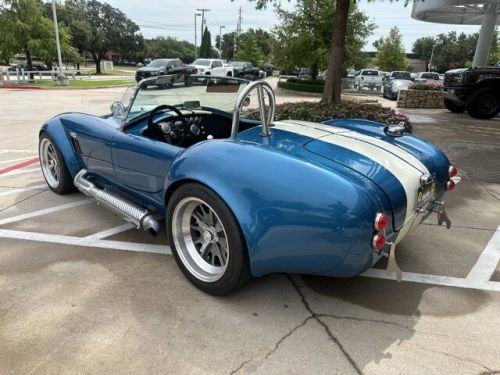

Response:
(0, 86), (499, 374)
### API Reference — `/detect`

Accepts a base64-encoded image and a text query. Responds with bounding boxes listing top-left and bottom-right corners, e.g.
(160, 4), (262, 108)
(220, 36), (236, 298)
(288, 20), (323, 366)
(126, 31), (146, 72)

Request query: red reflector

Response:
(374, 213), (389, 231)
(448, 166), (457, 178)
(372, 233), (386, 250)
(446, 180), (455, 191)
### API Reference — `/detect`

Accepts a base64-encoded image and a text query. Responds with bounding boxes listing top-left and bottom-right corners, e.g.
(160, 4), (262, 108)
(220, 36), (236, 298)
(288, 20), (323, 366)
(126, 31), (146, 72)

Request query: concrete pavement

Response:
(0, 86), (499, 374)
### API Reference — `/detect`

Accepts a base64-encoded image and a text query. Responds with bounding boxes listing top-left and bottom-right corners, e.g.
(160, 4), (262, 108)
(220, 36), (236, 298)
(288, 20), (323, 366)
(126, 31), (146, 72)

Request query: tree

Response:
(60, 0), (143, 74)
(235, 33), (265, 66)
(0, 0), (79, 69)
(413, 32), (500, 72)
(272, 0), (374, 79)
(373, 27), (408, 71)
(144, 37), (195, 63)
(199, 27), (213, 58)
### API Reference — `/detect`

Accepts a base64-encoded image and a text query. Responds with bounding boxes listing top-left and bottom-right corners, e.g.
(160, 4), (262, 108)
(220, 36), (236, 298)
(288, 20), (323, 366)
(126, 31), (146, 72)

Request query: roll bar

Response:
(230, 80), (276, 139)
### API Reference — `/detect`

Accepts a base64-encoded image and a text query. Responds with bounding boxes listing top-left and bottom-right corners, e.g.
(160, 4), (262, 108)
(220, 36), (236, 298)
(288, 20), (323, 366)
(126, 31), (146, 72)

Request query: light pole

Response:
(428, 43), (436, 72)
(218, 25), (226, 59)
(51, 0), (67, 85)
(194, 13), (201, 59)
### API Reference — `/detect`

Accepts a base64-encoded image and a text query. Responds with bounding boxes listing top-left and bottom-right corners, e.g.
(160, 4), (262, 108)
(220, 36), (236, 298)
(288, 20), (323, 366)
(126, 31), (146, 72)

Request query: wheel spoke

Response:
(192, 212), (210, 231)
(216, 242), (227, 265)
(199, 241), (210, 257)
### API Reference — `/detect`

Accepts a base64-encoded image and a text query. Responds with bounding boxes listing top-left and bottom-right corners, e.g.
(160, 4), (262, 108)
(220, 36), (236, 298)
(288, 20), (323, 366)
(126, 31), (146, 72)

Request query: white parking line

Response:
(0, 229), (171, 254)
(466, 226), (500, 282)
(84, 223), (135, 240)
(0, 167), (41, 179)
(0, 150), (38, 154)
(362, 269), (500, 293)
(0, 199), (92, 226)
(0, 184), (48, 197)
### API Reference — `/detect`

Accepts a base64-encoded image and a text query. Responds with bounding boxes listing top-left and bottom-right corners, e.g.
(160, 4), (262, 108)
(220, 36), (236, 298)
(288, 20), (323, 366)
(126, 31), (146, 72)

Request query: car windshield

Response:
(125, 76), (248, 123)
(230, 62), (246, 68)
(392, 72), (411, 80)
(148, 59), (170, 68)
(421, 73), (439, 80)
(192, 59), (211, 66)
(362, 70), (379, 76)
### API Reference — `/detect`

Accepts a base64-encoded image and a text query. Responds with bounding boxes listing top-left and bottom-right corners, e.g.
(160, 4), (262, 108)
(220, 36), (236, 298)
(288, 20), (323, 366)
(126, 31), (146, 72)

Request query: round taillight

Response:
(374, 213), (389, 231)
(446, 180), (455, 191)
(449, 166), (457, 178)
(372, 233), (386, 250)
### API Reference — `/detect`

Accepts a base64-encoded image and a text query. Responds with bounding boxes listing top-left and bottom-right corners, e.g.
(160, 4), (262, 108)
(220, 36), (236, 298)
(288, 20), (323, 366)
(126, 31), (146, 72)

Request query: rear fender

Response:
(166, 140), (385, 277)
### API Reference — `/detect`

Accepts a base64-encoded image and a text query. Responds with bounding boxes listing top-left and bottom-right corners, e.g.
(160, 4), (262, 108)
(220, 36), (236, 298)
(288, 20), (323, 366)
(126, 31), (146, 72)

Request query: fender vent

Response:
(69, 132), (82, 154)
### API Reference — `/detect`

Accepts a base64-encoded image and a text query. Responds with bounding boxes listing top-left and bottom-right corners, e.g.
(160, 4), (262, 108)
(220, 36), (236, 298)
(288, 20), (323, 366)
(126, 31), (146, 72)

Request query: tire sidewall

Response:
(39, 134), (75, 195)
(166, 183), (250, 295)
(466, 88), (500, 119)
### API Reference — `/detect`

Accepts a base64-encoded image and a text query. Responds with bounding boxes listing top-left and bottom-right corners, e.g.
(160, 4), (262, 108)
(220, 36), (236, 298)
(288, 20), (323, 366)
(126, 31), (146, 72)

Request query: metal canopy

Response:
(411, 0), (499, 25)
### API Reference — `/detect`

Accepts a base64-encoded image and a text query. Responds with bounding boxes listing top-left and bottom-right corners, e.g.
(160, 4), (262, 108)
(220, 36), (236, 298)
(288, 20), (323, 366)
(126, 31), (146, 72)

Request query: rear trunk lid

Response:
(272, 120), (430, 231)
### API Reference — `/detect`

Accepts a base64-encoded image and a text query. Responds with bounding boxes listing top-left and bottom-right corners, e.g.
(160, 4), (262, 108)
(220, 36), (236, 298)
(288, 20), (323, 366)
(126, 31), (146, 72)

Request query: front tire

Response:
(167, 183), (250, 295)
(465, 88), (500, 119)
(39, 134), (75, 195)
(444, 98), (465, 113)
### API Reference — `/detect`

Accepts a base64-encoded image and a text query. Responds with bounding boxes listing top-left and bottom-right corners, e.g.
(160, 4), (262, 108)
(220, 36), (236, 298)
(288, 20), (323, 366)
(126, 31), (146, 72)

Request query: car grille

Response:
(444, 74), (462, 86)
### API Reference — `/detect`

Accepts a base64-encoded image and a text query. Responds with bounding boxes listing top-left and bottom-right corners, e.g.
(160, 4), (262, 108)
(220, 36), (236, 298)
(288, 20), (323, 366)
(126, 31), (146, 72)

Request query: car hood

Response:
(391, 79), (412, 88)
(240, 120), (449, 231)
(445, 68), (468, 75)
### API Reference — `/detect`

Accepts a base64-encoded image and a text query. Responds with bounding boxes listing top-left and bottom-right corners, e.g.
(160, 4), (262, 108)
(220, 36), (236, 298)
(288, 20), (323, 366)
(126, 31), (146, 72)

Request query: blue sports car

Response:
(39, 75), (456, 295)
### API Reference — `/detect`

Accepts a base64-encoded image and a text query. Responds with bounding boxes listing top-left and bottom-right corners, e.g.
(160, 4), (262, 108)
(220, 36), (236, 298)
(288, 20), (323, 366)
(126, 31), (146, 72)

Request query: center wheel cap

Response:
(203, 230), (213, 242)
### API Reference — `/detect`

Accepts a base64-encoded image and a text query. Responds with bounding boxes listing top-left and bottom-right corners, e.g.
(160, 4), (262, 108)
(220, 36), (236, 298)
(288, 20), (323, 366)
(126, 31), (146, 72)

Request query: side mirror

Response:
(110, 102), (126, 119)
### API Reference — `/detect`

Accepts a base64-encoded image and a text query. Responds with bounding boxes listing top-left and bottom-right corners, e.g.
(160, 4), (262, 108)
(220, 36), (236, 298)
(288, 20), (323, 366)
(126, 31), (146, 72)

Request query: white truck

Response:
(189, 59), (234, 76)
(354, 69), (383, 91)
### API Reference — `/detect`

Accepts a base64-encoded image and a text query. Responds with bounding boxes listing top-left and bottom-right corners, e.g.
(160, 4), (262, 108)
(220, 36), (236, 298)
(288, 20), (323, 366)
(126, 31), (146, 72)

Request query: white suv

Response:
(190, 59), (233, 76)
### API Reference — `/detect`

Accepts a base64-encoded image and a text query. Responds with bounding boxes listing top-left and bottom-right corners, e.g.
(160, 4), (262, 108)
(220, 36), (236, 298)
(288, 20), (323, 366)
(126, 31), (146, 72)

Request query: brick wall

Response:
(397, 90), (445, 109)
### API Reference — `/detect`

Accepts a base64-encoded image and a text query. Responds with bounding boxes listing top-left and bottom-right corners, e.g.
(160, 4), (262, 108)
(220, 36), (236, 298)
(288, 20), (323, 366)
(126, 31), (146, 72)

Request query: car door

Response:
(211, 60), (224, 75)
(168, 60), (185, 83)
(111, 130), (183, 197)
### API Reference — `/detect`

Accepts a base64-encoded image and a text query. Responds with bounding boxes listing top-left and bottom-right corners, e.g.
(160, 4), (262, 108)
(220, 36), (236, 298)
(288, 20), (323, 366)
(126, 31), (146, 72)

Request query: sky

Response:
(102, 0), (484, 52)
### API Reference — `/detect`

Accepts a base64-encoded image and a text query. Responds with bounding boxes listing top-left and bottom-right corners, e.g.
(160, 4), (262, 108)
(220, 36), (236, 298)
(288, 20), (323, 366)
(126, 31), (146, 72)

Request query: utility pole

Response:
(197, 8), (210, 45)
(194, 13), (201, 60)
(51, 0), (67, 85)
(219, 25), (226, 59)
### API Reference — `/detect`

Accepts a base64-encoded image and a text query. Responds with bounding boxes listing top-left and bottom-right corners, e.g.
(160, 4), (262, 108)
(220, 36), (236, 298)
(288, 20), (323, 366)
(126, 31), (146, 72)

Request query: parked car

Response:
(38, 75), (456, 295)
(135, 58), (195, 85)
(189, 59), (233, 76)
(414, 72), (442, 85)
(443, 66), (500, 119)
(228, 61), (261, 80)
(8, 63), (49, 72)
(382, 71), (413, 100)
(354, 69), (383, 91)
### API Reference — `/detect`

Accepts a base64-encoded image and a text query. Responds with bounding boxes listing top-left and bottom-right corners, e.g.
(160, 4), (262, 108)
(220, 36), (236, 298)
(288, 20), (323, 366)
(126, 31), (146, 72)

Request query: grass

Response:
(33, 79), (135, 88)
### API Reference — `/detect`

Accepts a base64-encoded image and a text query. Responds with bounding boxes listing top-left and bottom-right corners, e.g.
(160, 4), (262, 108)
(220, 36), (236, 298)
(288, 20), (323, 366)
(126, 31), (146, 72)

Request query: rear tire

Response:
(167, 183), (250, 295)
(444, 98), (465, 113)
(465, 88), (500, 119)
(39, 134), (75, 195)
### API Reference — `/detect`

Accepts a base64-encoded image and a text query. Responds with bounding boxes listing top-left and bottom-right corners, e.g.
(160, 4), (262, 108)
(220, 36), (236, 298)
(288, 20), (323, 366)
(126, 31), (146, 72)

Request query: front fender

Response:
(166, 139), (384, 277)
(40, 116), (82, 178)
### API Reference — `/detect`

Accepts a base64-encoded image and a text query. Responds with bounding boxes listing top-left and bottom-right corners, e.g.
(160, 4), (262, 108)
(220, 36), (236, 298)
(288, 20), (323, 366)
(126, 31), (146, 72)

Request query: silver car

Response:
(382, 71), (413, 100)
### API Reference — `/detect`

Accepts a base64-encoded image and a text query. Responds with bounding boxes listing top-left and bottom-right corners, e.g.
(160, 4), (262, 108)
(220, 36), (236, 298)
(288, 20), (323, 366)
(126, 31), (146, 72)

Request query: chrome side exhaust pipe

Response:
(74, 169), (160, 236)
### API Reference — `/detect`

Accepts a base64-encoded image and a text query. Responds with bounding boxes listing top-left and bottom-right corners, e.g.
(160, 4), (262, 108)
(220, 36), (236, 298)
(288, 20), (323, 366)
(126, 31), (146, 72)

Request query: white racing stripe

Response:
(273, 120), (429, 241)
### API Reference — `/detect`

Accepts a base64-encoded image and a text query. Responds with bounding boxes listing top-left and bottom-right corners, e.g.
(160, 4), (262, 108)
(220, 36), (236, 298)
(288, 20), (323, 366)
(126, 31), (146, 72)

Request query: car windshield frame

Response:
(123, 75), (249, 126)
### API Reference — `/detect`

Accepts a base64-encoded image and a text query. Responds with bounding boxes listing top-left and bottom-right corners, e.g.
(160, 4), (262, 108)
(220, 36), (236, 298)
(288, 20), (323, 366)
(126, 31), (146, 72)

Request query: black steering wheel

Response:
(147, 105), (189, 145)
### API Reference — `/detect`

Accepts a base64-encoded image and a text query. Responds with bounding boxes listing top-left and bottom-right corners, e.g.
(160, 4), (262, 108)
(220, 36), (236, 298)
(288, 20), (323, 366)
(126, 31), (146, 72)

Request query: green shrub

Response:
(410, 83), (442, 91)
(286, 78), (325, 86)
(278, 80), (324, 93)
(246, 101), (411, 131)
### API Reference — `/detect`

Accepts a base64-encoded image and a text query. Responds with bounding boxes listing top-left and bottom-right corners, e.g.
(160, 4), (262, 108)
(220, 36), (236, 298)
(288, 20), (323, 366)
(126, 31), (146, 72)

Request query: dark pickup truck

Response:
(443, 67), (500, 119)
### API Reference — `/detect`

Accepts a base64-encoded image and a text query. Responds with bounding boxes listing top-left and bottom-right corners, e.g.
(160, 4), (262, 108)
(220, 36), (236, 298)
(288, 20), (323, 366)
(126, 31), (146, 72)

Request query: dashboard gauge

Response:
(160, 122), (172, 133)
(190, 124), (201, 136)
(174, 120), (183, 127)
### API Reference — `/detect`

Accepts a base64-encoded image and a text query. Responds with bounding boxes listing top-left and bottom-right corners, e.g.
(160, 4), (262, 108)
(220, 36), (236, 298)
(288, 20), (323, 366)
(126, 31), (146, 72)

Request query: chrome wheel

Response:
(172, 197), (229, 282)
(39, 138), (60, 189)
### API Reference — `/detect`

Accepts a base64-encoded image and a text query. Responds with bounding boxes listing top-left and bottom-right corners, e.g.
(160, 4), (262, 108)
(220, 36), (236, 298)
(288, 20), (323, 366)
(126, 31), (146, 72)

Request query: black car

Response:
(444, 67), (500, 119)
(135, 59), (195, 86)
(8, 63), (48, 72)
(229, 61), (261, 81)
